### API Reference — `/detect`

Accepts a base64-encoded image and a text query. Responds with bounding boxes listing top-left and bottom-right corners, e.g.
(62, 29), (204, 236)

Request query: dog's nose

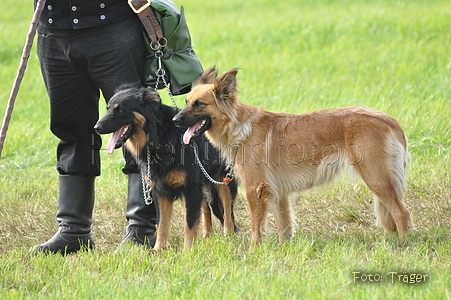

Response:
(172, 115), (181, 126)
(93, 123), (102, 132)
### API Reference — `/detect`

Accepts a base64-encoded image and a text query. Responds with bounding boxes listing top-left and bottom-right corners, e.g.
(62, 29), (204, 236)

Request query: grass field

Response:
(1, 0), (450, 298)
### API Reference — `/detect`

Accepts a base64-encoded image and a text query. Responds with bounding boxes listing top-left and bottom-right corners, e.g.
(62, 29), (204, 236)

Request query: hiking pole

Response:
(0, 0), (47, 159)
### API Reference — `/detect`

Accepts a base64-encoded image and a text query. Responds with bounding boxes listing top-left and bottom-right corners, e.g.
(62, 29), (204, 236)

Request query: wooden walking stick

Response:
(0, 0), (47, 158)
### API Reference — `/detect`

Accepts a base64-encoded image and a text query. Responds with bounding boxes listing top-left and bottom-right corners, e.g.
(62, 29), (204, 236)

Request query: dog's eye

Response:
(193, 100), (206, 109)
(113, 104), (122, 113)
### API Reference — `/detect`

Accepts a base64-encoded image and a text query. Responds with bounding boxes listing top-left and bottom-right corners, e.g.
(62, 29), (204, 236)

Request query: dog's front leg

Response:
(245, 187), (267, 249)
(216, 184), (235, 236)
(152, 197), (173, 251)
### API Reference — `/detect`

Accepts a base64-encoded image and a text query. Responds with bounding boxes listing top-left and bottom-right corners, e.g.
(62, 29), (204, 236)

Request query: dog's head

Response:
(94, 87), (161, 154)
(172, 67), (239, 144)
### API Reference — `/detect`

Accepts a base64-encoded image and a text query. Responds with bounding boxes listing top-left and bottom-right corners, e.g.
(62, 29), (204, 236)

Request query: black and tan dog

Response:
(173, 68), (414, 248)
(94, 87), (238, 250)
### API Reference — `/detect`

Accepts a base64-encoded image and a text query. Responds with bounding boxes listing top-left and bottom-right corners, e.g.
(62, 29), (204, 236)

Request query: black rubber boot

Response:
(32, 175), (95, 255)
(119, 173), (158, 248)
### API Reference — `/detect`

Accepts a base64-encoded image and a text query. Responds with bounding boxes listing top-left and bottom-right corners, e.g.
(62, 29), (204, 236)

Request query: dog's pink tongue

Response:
(106, 126), (126, 154)
(183, 126), (197, 145)
(182, 121), (203, 145)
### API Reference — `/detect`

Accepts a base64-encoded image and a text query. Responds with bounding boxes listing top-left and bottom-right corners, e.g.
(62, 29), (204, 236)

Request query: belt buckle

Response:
(128, 0), (151, 14)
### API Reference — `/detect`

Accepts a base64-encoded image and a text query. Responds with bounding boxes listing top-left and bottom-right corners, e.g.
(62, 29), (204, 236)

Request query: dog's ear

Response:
(139, 88), (160, 124)
(141, 88), (162, 105)
(139, 88), (160, 147)
(214, 68), (238, 102)
(194, 67), (218, 86)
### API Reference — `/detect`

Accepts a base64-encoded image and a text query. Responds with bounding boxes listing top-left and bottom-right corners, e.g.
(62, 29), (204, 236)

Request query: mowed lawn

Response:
(0, 0), (450, 299)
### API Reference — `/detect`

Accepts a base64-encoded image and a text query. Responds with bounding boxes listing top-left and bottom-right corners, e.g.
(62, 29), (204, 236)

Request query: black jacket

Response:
(36, 0), (136, 29)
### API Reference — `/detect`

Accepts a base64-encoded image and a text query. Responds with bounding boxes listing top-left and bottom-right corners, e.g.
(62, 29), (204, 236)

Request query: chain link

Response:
(140, 49), (179, 205)
(154, 50), (179, 110)
(141, 148), (153, 205)
(191, 143), (232, 185)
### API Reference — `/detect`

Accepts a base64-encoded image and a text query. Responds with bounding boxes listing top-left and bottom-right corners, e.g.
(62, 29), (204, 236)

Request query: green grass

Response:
(1, 0), (450, 298)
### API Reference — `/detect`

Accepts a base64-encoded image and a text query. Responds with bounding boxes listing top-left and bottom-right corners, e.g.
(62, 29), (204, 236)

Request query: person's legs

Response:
(33, 26), (100, 254)
(78, 18), (158, 248)
(33, 18), (158, 253)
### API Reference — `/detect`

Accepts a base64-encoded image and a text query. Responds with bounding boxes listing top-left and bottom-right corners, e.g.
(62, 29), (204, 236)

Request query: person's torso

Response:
(37, 0), (136, 29)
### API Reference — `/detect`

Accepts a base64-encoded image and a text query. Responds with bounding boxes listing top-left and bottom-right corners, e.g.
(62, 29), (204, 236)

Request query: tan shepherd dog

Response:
(173, 68), (414, 248)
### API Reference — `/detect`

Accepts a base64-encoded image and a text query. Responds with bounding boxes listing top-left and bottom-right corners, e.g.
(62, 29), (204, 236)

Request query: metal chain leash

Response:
(154, 49), (179, 110)
(141, 48), (177, 205)
(191, 143), (234, 185)
(141, 147), (153, 205)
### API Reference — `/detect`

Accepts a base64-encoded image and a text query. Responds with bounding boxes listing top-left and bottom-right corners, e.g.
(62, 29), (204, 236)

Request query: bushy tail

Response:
(373, 133), (413, 236)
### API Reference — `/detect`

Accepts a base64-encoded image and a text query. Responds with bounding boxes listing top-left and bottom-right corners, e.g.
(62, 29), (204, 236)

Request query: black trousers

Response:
(37, 17), (146, 176)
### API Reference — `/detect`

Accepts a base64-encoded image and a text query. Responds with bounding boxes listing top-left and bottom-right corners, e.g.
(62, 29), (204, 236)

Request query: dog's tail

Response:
(373, 133), (413, 237)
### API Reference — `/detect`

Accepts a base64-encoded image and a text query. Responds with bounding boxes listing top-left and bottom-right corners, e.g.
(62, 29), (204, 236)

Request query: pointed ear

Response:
(139, 88), (160, 144)
(193, 67), (218, 86)
(214, 68), (239, 102)
(141, 88), (162, 105)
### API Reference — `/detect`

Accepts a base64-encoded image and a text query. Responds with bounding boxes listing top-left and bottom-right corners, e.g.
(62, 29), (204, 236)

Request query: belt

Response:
(128, 0), (167, 50)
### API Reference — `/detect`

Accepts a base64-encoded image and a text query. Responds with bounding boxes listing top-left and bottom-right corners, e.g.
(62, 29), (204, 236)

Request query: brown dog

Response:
(173, 68), (414, 248)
